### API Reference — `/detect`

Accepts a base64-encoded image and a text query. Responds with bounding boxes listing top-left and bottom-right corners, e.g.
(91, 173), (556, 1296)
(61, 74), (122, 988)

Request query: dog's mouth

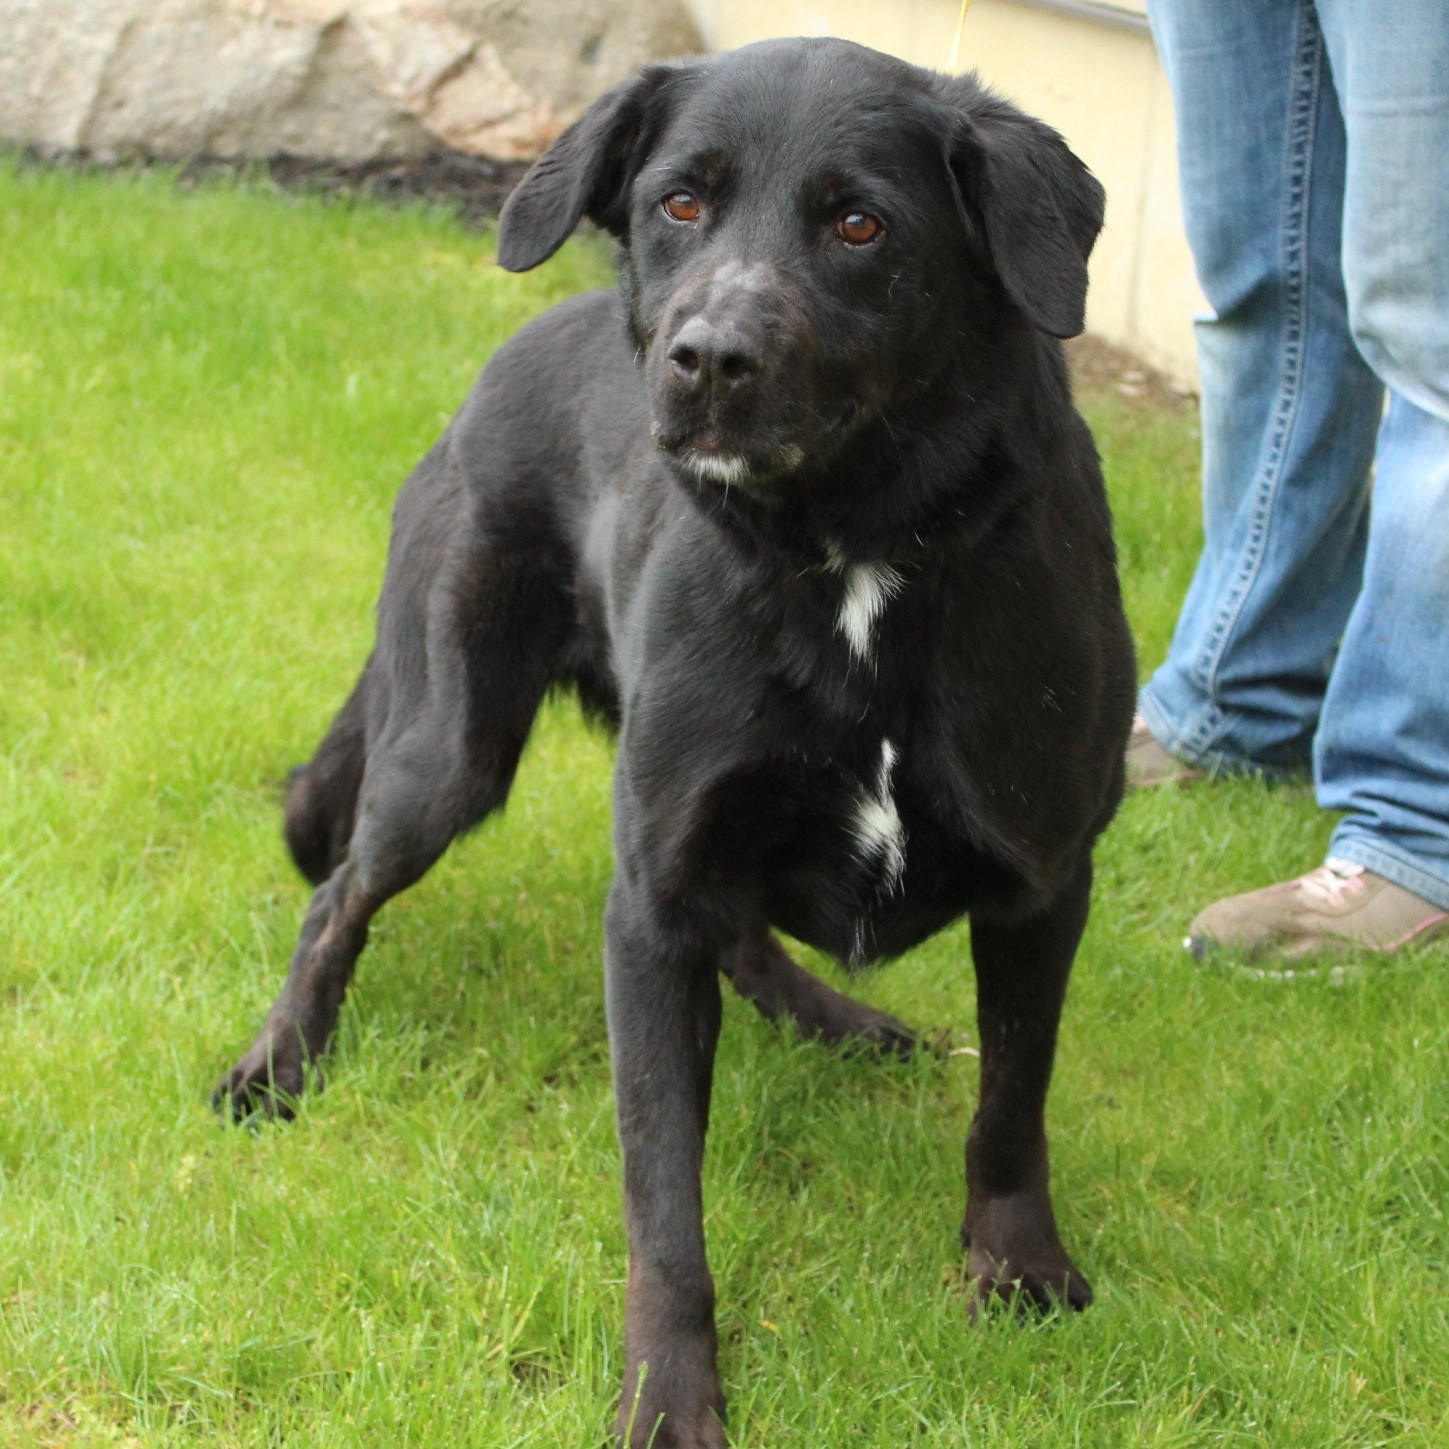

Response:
(652, 422), (795, 491)
(652, 400), (861, 492)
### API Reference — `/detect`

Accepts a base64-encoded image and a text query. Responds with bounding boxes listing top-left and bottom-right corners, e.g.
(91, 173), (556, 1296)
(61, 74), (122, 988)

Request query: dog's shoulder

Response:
(464, 288), (632, 415)
(439, 288), (648, 510)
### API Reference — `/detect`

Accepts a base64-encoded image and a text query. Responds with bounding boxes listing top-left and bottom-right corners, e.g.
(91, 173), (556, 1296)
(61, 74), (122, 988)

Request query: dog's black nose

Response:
(668, 316), (761, 393)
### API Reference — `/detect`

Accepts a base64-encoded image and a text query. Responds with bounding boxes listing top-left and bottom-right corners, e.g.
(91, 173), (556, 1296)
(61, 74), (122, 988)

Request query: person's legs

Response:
(1177, 0), (1449, 955)
(1304, 0), (1449, 907)
(1140, 0), (1384, 775)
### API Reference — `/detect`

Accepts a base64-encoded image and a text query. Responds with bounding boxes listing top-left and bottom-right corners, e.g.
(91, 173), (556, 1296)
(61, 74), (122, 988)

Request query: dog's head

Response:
(498, 39), (1103, 496)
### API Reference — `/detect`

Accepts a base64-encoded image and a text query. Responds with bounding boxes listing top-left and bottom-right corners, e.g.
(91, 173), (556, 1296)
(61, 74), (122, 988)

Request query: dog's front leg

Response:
(961, 859), (1094, 1313)
(605, 880), (728, 1449)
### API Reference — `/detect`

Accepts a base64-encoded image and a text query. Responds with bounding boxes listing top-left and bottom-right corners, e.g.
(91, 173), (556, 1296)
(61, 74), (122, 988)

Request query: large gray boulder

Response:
(0, 0), (702, 162)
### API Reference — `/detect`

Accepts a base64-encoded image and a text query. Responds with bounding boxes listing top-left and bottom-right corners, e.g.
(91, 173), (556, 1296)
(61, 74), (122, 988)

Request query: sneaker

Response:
(1186, 857), (1449, 966)
(1126, 713), (1203, 789)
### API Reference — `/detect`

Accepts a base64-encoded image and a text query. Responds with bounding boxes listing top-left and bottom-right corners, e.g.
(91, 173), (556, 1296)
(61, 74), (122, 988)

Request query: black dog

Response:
(217, 36), (1134, 1447)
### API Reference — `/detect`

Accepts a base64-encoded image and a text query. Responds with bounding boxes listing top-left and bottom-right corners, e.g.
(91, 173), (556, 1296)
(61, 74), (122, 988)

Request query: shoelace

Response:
(1297, 857), (1367, 905)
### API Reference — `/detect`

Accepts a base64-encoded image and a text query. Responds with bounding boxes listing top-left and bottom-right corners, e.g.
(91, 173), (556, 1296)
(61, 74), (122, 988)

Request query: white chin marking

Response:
(684, 451), (751, 486)
(837, 560), (904, 661)
(850, 737), (906, 892)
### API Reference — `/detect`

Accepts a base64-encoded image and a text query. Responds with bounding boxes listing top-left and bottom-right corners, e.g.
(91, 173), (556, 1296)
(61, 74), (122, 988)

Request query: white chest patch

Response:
(824, 547), (904, 662)
(850, 738), (906, 893)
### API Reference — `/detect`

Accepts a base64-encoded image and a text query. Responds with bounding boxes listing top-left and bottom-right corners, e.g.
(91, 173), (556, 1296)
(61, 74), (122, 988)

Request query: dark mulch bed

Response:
(15, 145), (533, 231)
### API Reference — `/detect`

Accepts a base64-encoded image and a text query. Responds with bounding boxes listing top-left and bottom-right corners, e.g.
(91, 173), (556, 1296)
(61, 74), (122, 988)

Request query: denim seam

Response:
(1327, 832), (1449, 913)
(1137, 692), (1306, 780)
(1179, 1), (1324, 763)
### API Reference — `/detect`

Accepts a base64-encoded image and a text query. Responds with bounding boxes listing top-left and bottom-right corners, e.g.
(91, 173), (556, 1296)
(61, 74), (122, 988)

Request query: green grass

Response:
(2, 158), (1445, 1447)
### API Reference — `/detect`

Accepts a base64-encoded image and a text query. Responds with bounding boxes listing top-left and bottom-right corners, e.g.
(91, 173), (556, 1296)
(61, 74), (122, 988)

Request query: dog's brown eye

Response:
(837, 211), (883, 246)
(663, 191), (701, 223)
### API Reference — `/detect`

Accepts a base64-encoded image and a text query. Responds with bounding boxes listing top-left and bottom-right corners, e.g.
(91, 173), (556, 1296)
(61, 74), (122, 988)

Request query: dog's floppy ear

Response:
(937, 76), (1105, 338)
(497, 66), (678, 273)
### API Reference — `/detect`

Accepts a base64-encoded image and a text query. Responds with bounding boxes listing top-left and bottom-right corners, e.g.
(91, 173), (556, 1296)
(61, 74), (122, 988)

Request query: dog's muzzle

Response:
(649, 273), (822, 489)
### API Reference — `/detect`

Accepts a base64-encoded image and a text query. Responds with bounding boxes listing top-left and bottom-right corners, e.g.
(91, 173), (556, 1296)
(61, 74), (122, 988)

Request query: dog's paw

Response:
(616, 1361), (728, 1449)
(618, 1414), (727, 1449)
(826, 999), (922, 1061)
(211, 1039), (313, 1123)
(617, 1406), (728, 1449)
(961, 1190), (1092, 1316)
(964, 1241), (1093, 1318)
(791, 998), (924, 1063)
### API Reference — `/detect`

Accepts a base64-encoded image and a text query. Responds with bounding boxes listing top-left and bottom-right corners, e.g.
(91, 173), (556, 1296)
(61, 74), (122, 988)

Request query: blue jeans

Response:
(1141, 0), (1449, 911)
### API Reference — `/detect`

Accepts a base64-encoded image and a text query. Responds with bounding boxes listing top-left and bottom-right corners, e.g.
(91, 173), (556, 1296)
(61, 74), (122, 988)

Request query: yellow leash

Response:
(946, 0), (974, 72)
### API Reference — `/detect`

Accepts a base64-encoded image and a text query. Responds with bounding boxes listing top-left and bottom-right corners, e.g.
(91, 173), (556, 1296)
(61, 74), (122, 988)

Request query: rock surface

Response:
(0, 0), (702, 162)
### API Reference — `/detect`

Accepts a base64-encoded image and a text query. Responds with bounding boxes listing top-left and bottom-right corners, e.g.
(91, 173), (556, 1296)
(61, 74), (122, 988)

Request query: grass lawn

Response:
(1, 158), (1445, 1447)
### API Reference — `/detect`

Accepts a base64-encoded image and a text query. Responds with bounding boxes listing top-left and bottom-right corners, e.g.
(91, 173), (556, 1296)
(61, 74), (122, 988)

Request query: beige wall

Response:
(678, 0), (1205, 387)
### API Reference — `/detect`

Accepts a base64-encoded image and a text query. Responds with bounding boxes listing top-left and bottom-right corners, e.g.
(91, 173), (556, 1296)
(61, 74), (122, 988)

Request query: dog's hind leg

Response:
(283, 661), (372, 887)
(216, 532), (576, 1121)
(960, 860), (1094, 1313)
(719, 926), (919, 1058)
(216, 714), (547, 1120)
